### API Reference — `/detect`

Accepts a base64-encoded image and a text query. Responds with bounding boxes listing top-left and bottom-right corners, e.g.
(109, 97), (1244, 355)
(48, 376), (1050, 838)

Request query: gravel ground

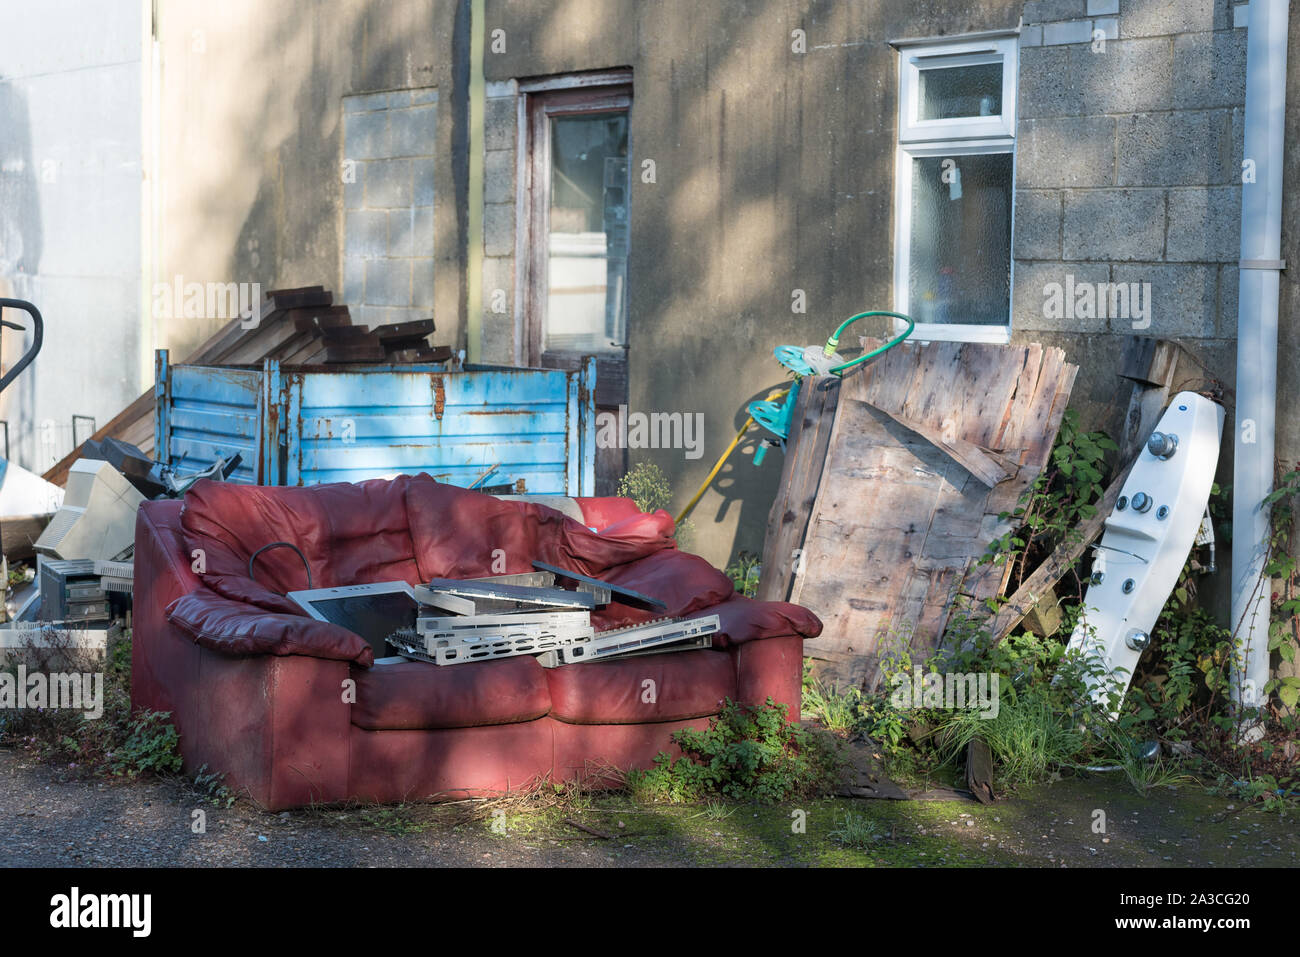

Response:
(1, 746), (1296, 868)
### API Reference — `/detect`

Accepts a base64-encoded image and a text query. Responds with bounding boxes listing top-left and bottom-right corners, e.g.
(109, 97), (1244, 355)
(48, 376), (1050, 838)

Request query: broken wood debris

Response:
(760, 339), (1078, 692)
(42, 286), (453, 488)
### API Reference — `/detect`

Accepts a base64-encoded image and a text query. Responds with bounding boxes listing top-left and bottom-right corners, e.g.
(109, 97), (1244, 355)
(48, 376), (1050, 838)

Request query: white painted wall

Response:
(0, 0), (144, 471)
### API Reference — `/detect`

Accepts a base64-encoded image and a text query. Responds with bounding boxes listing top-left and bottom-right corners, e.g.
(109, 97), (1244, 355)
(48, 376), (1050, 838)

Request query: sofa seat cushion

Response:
(545, 647), (735, 725)
(350, 655), (551, 730)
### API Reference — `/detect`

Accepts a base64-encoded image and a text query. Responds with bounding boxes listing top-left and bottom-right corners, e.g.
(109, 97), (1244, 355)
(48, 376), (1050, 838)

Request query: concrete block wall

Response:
(342, 89), (439, 328)
(481, 79), (519, 365)
(1013, 0), (1247, 343)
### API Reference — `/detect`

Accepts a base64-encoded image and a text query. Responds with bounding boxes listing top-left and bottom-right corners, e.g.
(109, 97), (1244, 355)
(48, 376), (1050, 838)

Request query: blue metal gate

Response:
(154, 352), (597, 494)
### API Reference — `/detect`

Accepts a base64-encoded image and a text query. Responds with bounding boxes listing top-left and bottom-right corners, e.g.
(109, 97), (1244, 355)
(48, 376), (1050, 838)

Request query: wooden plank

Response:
(787, 341), (1078, 691)
(980, 337), (1180, 643)
(756, 376), (840, 603)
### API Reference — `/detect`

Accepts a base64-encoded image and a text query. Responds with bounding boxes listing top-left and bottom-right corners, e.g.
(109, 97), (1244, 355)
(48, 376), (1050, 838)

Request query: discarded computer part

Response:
(39, 559), (111, 623)
(559, 615), (720, 663)
(386, 626), (590, 669)
(470, 571), (557, 588)
(1065, 392), (1225, 715)
(410, 584), (476, 616)
(414, 610), (595, 665)
(288, 581), (424, 658)
(94, 558), (134, 595)
(424, 577), (594, 613)
(35, 459), (144, 562)
(531, 560), (666, 611)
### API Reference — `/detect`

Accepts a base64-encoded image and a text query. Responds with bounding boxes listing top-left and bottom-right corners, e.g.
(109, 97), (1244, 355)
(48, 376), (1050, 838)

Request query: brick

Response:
(387, 90), (412, 108)
(412, 258), (434, 309)
(343, 159), (365, 210)
(1020, 25), (1044, 47)
(1117, 110), (1236, 186)
(1062, 188), (1166, 261)
(345, 210), (388, 260)
(391, 104), (436, 158)
(1086, 0), (1119, 14)
(412, 87), (439, 105)
(485, 95), (518, 152)
(1071, 37), (1173, 113)
(1120, 0), (1216, 37)
(1233, 3), (1250, 29)
(365, 259), (411, 306)
(484, 203), (515, 257)
(1173, 30), (1247, 110)
(343, 256), (365, 307)
(1113, 263), (1217, 337)
(1092, 17), (1118, 40)
(366, 158), (413, 207)
(482, 256), (514, 319)
(1017, 116), (1116, 188)
(388, 208), (417, 257)
(1014, 189), (1063, 260)
(1043, 19), (1093, 45)
(484, 149), (515, 204)
(413, 157), (435, 206)
(1166, 187), (1242, 261)
(1012, 262), (1111, 333)
(344, 109), (389, 160)
(1018, 46), (1081, 117)
(1023, 0), (1088, 22)
(1217, 264), (1239, 336)
(485, 79), (517, 98)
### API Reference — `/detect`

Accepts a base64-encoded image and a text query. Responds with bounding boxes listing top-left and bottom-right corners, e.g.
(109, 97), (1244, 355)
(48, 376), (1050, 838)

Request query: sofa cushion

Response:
(545, 647), (735, 725)
(350, 656), (551, 730)
(403, 476), (676, 583)
(180, 477), (421, 615)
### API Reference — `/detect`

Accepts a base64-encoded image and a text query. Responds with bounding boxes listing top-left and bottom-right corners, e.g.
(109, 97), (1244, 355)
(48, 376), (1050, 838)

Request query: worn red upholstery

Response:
(132, 473), (821, 809)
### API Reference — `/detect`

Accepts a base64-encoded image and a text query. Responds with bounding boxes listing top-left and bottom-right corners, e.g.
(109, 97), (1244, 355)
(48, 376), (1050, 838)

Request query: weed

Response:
(108, 710), (182, 779)
(627, 698), (843, 804)
(828, 811), (881, 849)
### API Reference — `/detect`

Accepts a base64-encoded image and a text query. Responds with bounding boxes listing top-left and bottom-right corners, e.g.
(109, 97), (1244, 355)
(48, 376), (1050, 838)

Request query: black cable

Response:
(248, 541), (313, 593)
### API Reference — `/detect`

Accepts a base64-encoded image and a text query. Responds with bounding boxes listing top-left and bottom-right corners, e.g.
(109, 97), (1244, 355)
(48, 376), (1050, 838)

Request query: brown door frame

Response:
(516, 72), (632, 410)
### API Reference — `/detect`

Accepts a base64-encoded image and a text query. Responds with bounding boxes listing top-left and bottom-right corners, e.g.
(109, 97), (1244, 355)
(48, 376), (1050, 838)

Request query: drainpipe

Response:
(1231, 0), (1289, 719)
(465, 0), (486, 363)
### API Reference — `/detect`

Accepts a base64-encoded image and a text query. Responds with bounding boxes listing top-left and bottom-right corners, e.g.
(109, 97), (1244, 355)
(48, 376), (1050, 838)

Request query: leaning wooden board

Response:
(788, 340), (1077, 691)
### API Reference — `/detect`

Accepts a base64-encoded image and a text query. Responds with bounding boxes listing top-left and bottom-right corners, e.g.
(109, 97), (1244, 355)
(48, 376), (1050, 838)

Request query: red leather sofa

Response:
(131, 474), (821, 810)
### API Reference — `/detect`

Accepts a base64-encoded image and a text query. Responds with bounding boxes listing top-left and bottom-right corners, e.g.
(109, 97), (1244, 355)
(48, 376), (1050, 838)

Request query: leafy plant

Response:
(192, 764), (236, 808)
(617, 461), (673, 514)
(725, 553), (761, 598)
(802, 680), (860, 735)
(627, 698), (842, 804)
(109, 710), (182, 778)
(829, 811), (881, 849)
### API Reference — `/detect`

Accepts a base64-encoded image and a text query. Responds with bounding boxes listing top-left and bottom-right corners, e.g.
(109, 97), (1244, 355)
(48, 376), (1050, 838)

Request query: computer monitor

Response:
(287, 582), (422, 658)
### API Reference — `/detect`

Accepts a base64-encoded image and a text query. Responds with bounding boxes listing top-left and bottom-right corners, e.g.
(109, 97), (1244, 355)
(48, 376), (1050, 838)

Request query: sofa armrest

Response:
(165, 587), (374, 666)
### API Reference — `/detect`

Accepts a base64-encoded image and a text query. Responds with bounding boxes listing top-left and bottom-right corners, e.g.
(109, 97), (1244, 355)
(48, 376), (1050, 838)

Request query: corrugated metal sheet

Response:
(154, 353), (596, 494)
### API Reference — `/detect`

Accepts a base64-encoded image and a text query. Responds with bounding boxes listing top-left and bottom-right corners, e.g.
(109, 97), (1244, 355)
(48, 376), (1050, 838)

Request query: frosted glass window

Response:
(544, 111), (629, 353)
(907, 153), (1012, 327)
(917, 62), (1002, 121)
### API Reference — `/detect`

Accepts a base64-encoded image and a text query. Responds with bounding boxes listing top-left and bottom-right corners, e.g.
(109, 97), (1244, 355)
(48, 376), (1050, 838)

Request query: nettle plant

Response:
(1263, 467), (1300, 710)
(980, 408), (1116, 601)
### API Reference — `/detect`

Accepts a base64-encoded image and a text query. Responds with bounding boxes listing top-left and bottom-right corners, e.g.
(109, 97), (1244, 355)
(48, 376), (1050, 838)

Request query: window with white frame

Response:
(893, 35), (1017, 343)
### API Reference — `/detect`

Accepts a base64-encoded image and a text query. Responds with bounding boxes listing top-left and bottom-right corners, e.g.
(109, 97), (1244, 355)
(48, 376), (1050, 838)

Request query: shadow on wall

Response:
(0, 73), (43, 460)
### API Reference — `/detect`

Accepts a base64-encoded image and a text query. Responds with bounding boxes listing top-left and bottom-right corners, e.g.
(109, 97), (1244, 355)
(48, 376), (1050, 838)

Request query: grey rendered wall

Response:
(153, 0), (467, 365)
(1011, 0), (1247, 454)
(0, 0), (142, 471)
(482, 0), (1024, 568)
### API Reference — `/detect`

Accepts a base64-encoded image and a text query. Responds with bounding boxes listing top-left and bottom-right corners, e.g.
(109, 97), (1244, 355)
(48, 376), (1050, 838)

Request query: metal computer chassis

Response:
(409, 610), (595, 665)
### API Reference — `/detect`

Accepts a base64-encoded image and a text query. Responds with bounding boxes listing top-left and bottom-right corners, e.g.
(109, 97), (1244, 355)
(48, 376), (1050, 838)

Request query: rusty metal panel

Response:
(157, 362), (596, 493)
(158, 358), (261, 484)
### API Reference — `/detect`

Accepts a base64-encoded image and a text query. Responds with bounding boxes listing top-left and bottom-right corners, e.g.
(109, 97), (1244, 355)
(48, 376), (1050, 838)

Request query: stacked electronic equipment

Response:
(386, 562), (719, 668)
(39, 559), (112, 624)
